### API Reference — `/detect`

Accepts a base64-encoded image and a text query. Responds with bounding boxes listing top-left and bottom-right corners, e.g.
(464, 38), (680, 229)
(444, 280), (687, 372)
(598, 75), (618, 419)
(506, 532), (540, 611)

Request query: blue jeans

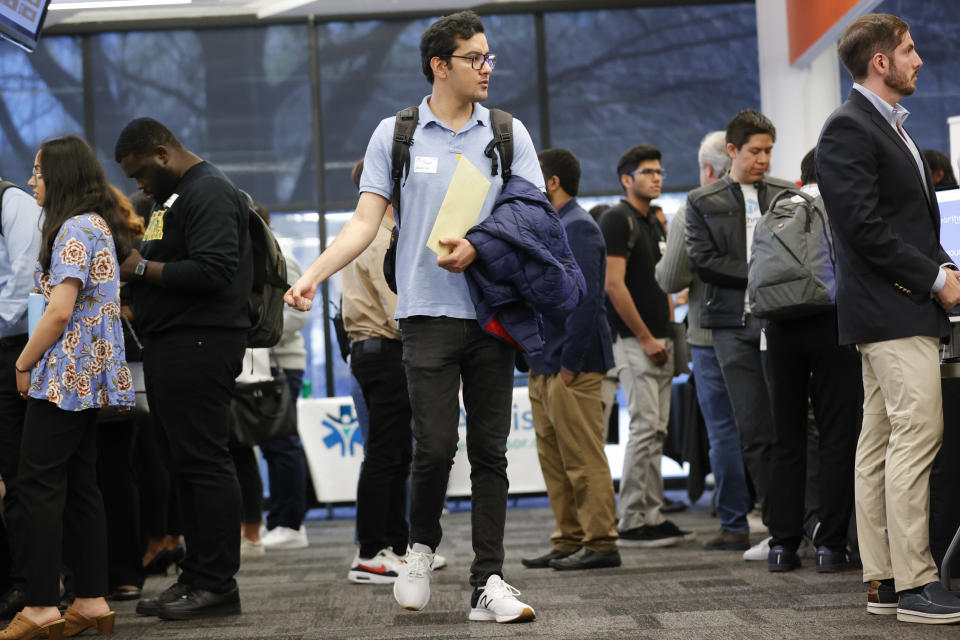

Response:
(691, 346), (750, 533)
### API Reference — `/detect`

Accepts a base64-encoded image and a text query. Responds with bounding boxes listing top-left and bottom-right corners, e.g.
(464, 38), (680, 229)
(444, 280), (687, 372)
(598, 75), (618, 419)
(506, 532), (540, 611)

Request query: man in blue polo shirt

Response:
(286, 10), (542, 624)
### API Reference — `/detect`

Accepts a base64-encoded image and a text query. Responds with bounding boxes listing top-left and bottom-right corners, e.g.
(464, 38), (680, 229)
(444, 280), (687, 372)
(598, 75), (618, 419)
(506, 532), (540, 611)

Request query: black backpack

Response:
(382, 106), (514, 293)
(246, 208), (288, 348)
(0, 180), (24, 235)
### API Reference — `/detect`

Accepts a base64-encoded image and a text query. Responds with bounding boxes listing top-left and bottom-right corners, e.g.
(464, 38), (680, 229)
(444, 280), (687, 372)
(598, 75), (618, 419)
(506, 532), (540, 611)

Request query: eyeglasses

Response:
(31, 169), (42, 180)
(443, 52), (496, 71)
(629, 168), (666, 180)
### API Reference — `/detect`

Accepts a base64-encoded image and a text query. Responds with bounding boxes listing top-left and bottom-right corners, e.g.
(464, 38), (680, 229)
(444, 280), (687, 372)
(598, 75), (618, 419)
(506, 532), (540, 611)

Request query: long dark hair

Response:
(37, 136), (131, 272)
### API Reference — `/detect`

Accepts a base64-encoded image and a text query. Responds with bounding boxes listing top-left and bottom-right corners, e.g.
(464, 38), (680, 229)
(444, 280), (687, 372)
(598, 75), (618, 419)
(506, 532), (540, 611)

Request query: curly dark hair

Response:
(419, 10), (485, 84)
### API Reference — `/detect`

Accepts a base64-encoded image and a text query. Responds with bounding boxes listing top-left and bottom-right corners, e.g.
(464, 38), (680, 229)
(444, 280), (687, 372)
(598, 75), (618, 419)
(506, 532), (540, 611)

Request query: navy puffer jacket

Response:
(465, 176), (586, 355)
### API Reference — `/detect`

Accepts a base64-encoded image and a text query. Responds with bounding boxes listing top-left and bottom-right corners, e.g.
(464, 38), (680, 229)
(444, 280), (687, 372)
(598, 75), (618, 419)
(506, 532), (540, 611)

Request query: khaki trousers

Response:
(857, 336), (942, 590)
(528, 372), (618, 552)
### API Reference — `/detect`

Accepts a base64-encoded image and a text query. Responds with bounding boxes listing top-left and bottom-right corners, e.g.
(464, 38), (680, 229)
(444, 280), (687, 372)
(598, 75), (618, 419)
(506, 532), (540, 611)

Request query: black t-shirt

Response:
(133, 161), (253, 336)
(598, 200), (670, 339)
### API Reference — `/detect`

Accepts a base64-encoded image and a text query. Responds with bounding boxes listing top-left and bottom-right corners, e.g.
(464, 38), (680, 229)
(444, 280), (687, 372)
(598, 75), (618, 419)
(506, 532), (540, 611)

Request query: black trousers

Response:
(0, 335), (27, 593)
(142, 328), (245, 594)
(400, 317), (515, 587)
(765, 310), (863, 551)
(19, 400), (106, 605)
(96, 419), (144, 589)
(260, 369), (307, 531)
(134, 411), (181, 540)
(230, 445), (263, 525)
(351, 338), (412, 559)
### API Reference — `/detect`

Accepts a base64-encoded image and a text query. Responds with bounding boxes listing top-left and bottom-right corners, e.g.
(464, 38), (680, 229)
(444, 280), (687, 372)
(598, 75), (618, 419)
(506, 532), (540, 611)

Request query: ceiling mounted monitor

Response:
(0, 0), (51, 53)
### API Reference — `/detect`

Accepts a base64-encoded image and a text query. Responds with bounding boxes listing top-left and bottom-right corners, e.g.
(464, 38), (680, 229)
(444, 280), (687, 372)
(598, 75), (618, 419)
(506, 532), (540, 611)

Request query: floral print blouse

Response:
(29, 213), (135, 411)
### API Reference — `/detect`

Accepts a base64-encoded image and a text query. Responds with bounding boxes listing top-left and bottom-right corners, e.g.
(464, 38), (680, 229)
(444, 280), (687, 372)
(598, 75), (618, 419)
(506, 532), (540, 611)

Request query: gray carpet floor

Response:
(105, 495), (953, 639)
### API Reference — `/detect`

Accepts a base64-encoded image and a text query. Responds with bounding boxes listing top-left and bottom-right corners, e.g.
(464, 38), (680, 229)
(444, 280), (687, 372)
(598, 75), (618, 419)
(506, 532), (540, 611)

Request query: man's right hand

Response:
(936, 268), (960, 310)
(641, 336), (669, 366)
(284, 277), (317, 312)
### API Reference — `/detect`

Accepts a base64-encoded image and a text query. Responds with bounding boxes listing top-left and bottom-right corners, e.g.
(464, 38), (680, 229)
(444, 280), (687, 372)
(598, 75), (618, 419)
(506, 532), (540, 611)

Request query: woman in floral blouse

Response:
(0, 136), (133, 640)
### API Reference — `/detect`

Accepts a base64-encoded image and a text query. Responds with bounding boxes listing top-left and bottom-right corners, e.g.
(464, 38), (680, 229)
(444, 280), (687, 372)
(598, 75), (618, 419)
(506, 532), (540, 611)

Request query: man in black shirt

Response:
(115, 118), (252, 620)
(599, 144), (688, 547)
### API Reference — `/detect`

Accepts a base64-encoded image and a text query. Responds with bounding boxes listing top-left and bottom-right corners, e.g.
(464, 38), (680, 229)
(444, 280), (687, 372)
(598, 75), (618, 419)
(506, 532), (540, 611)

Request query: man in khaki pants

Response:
(522, 149), (620, 571)
(817, 12), (960, 624)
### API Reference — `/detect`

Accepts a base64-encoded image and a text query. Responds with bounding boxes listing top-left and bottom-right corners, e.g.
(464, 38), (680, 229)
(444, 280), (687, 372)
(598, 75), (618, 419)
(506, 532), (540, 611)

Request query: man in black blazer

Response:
(816, 13), (960, 625)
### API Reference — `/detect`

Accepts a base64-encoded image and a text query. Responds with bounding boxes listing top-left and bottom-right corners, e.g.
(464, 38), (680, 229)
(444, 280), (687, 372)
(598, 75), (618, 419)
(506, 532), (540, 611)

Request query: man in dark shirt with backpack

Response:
(115, 117), (252, 621)
(599, 144), (690, 547)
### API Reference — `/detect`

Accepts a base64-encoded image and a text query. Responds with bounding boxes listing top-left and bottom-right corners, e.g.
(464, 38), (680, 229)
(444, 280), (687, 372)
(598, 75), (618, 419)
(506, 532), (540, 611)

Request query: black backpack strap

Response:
(484, 108), (513, 182)
(390, 107), (418, 228)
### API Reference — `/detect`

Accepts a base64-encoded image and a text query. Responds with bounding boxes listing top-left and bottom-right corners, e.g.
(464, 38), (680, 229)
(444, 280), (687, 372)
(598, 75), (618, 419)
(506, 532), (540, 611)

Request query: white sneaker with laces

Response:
(394, 543), (433, 610)
(743, 536), (771, 561)
(469, 575), (536, 623)
(262, 525), (309, 550)
(348, 548), (404, 584)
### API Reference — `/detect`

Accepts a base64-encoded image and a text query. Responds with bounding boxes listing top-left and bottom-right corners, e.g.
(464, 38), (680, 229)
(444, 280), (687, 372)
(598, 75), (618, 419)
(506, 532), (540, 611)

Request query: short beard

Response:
(885, 63), (916, 97)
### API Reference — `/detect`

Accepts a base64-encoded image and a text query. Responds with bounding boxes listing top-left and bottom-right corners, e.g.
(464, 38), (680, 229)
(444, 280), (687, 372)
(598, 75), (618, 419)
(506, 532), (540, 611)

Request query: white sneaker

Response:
(394, 543), (433, 611)
(468, 575), (536, 623)
(431, 553), (447, 570)
(262, 525), (309, 550)
(743, 536), (771, 561)
(240, 537), (265, 559)
(348, 548), (404, 584)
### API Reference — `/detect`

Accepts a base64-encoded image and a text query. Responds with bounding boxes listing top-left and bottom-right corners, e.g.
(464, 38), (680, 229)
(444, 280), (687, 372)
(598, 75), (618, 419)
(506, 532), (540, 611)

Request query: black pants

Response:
(96, 419), (144, 589)
(134, 411), (181, 540)
(351, 338), (412, 559)
(230, 445), (263, 525)
(259, 369), (307, 531)
(765, 310), (862, 551)
(400, 317), (515, 587)
(0, 335), (27, 594)
(143, 328), (245, 594)
(19, 399), (106, 605)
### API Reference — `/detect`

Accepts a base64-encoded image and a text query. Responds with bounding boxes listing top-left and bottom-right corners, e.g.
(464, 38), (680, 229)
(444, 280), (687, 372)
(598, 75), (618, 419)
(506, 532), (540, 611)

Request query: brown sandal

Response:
(0, 613), (65, 640)
(62, 608), (114, 637)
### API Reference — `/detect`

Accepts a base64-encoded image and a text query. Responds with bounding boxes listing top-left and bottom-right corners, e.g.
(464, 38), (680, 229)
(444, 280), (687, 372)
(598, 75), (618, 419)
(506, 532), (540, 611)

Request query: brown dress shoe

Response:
(0, 613), (66, 640)
(62, 608), (114, 637)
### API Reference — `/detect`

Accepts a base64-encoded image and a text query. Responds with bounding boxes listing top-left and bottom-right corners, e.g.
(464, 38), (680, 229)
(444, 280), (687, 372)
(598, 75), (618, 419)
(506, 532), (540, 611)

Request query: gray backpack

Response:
(747, 189), (836, 320)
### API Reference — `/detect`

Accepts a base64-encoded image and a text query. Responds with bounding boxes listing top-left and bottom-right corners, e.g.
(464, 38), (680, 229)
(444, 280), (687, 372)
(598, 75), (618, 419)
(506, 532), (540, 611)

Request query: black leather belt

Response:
(0, 334), (27, 350)
(351, 337), (402, 355)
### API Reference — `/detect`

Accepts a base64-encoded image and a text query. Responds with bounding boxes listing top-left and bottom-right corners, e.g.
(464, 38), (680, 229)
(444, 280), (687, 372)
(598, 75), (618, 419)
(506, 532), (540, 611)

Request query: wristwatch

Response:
(134, 259), (148, 279)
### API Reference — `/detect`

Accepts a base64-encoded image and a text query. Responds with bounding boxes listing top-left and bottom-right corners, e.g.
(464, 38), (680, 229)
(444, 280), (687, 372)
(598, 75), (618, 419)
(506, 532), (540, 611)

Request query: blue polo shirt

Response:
(359, 95), (544, 320)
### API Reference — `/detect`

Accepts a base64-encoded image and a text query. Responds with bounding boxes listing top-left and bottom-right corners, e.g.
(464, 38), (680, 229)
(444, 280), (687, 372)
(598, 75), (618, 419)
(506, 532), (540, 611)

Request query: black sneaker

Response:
(867, 578), (897, 616)
(618, 523), (680, 548)
(661, 497), (688, 513)
(136, 582), (191, 616)
(768, 545), (801, 572)
(702, 529), (750, 551)
(897, 582), (960, 624)
(659, 519), (696, 541)
(815, 546), (861, 573)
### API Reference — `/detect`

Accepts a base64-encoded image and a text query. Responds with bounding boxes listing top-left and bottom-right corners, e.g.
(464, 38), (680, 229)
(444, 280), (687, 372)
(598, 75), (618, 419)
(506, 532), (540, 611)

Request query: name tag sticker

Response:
(414, 156), (438, 174)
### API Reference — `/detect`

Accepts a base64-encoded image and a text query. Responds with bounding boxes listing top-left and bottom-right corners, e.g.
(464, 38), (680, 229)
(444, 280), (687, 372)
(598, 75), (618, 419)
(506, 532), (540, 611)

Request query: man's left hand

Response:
(437, 238), (477, 273)
(560, 367), (577, 386)
(118, 248), (144, 282)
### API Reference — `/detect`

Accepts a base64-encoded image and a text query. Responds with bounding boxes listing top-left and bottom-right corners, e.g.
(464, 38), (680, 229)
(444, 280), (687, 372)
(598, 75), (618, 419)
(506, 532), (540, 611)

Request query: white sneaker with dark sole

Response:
(393, 543), (433, 610)
(468, 575), (536, 623)
(348, 548), (404, 584)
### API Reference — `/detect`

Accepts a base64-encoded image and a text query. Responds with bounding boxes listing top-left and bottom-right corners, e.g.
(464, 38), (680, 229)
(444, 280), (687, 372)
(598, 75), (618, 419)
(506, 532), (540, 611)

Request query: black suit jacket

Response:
(816, 88), (950, 345)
